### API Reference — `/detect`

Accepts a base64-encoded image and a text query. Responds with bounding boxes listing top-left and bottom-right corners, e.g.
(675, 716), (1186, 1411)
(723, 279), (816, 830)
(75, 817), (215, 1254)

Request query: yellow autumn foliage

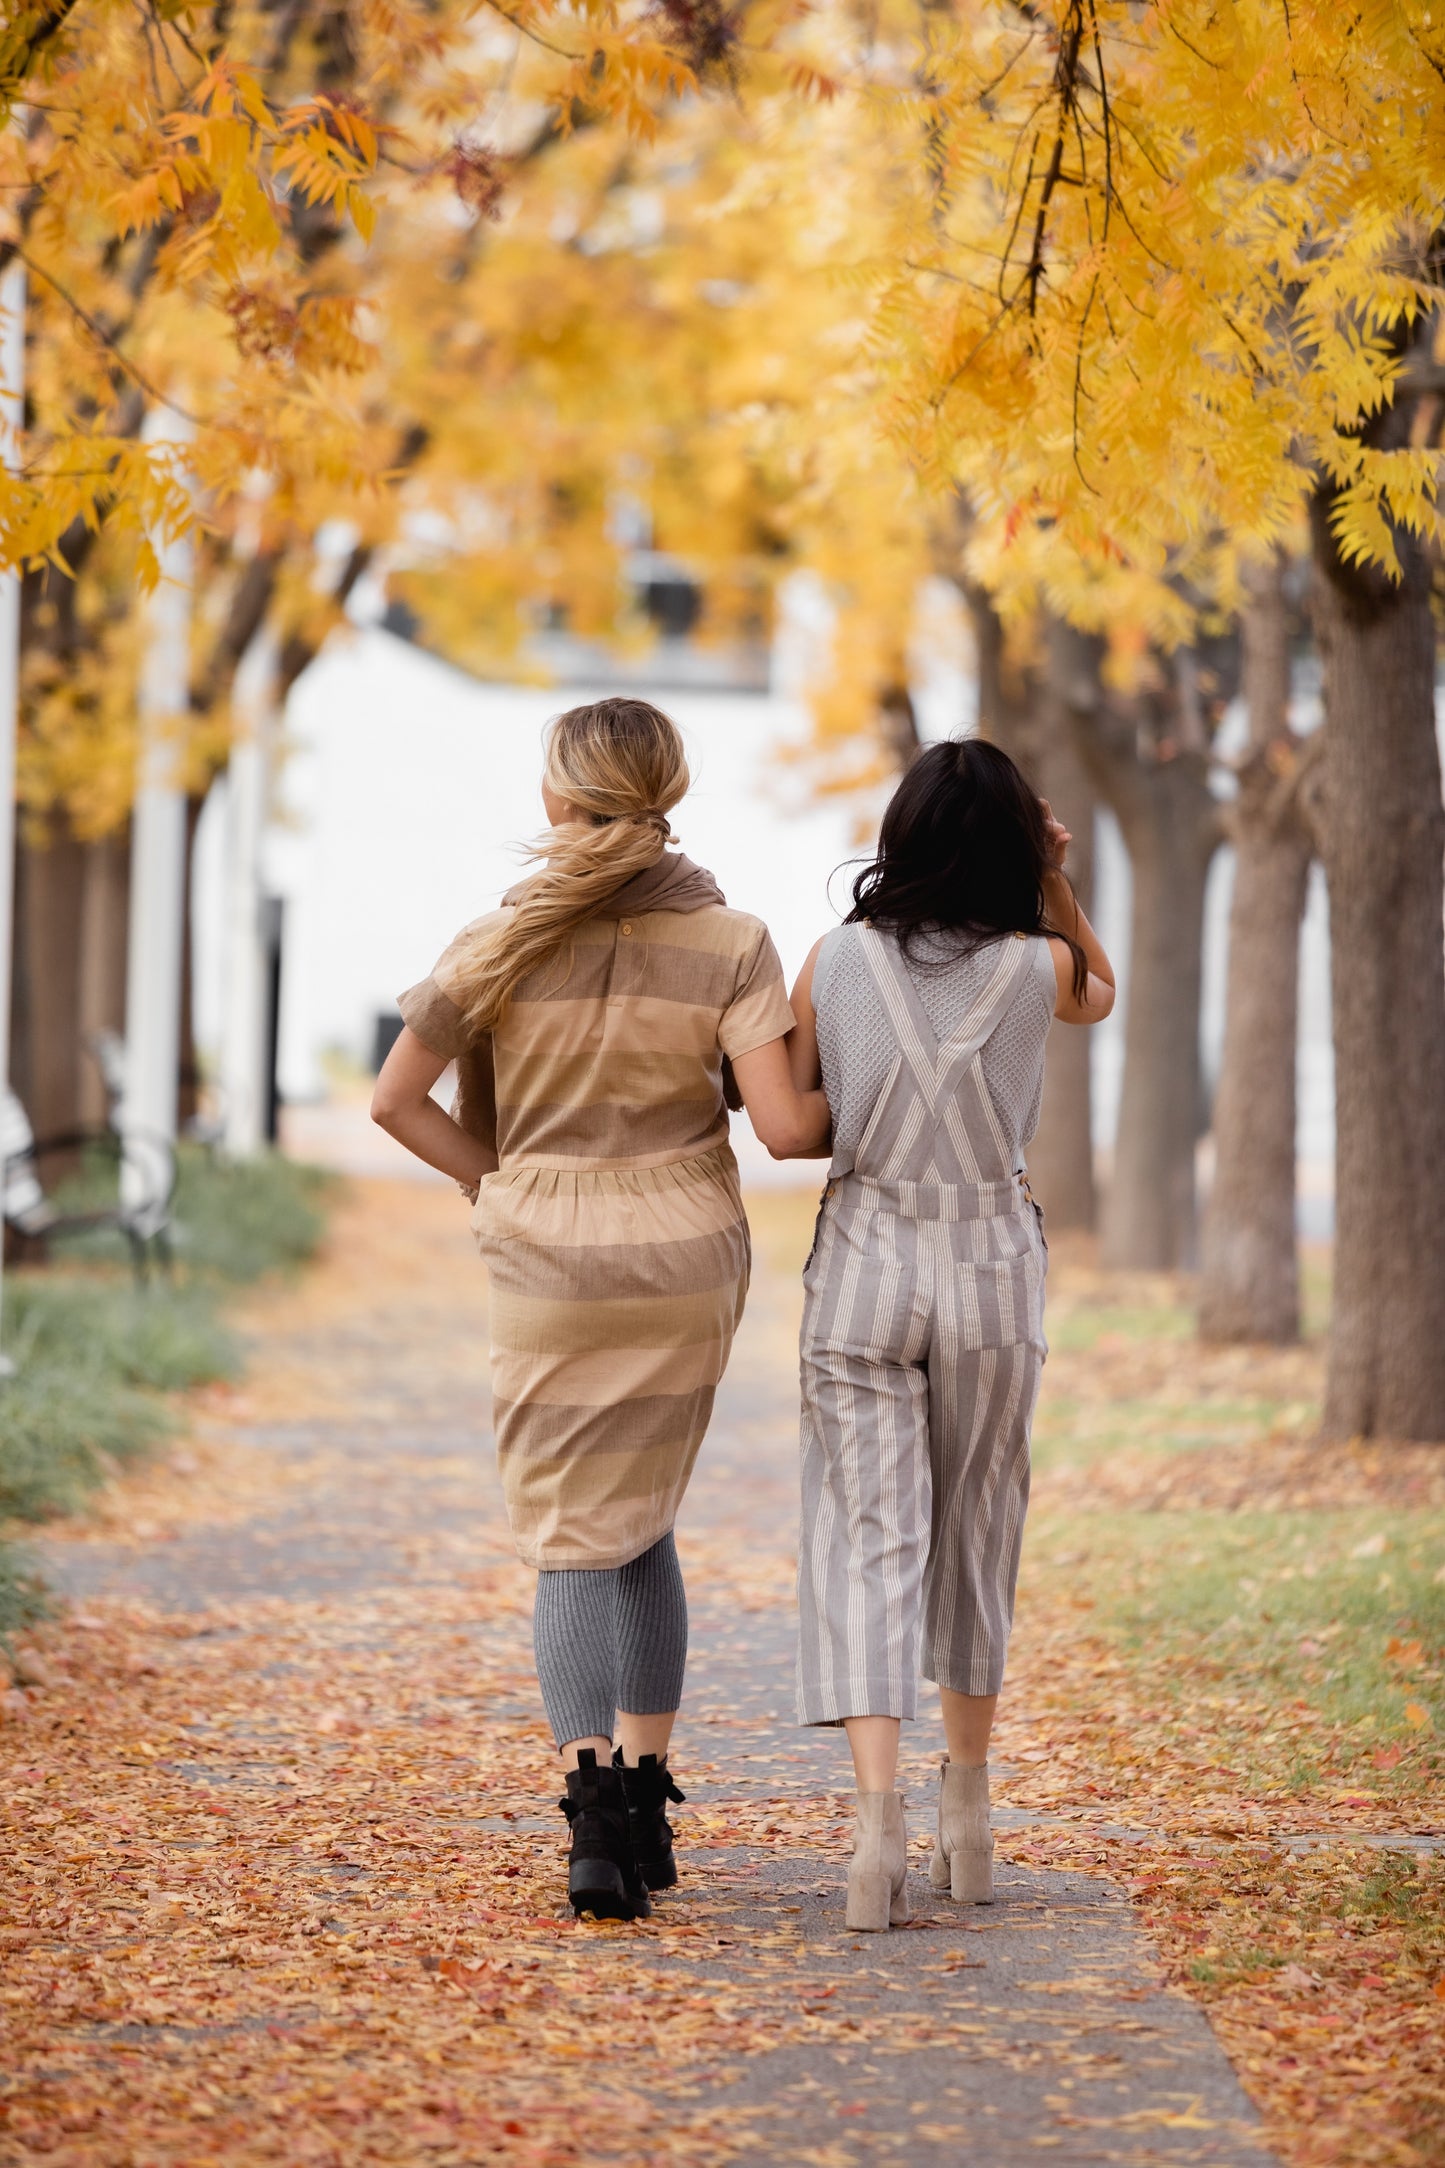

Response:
(5, 0), (1443, 816)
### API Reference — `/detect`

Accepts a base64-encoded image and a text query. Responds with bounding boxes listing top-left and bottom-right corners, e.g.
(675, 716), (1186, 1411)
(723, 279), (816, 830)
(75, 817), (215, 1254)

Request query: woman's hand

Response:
(1040, 798), (1072, 872)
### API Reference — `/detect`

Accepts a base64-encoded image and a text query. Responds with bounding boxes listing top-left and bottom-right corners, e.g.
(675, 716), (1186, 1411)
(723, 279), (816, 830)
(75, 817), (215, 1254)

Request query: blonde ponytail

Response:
(456, 697), (690, 1034)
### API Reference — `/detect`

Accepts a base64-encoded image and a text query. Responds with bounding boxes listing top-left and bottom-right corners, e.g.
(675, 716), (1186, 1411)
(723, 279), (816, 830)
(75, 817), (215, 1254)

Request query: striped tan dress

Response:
(399, 852), (794, 1571)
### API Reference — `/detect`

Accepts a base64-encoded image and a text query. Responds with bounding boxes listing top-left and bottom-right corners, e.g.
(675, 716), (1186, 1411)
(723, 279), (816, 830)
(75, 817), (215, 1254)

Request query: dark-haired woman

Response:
(786, 738), (1115, 1932)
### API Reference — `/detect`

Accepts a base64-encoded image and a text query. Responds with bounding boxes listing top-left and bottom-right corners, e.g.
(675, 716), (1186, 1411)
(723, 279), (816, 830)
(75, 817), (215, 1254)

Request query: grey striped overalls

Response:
(797, 927), (1048, 1723)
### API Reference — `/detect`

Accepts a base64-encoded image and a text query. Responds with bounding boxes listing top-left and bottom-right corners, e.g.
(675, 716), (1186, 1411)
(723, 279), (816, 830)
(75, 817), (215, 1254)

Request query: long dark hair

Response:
(846, 737), (1087, 999)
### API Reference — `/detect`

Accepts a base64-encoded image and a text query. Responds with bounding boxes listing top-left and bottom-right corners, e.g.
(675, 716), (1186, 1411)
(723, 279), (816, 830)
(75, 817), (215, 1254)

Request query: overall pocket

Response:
(946, 1246), (1047, 1354)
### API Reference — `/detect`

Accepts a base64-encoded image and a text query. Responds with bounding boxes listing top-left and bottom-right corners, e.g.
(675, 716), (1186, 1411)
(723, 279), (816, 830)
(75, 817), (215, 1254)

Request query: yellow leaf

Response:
(347, 184), (376, 246)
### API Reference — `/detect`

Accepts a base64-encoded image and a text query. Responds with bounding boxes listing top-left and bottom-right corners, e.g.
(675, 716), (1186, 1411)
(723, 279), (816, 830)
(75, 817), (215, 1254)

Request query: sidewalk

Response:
(8, 1178), (1273, 2165)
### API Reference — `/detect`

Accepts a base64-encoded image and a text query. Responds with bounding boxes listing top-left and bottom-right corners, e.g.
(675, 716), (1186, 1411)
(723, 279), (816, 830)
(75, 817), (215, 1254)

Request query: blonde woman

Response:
(373, 698), (830, 1919)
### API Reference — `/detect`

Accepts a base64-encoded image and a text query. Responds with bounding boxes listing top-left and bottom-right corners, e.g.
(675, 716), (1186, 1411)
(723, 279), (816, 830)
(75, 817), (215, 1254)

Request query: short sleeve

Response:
(396, 973), (472, 1061)
(396, 912), (504, 1061)
(718, 922), (795, 1060)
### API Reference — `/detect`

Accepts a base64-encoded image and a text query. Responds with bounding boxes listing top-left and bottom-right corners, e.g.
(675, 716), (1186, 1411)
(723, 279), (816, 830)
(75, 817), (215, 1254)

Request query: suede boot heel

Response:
(559, 1748), (651, 1921)
(846, 1791), (910, 1932)
(614, 1749), (686, 1891)
(929, 1759), (994, 1905)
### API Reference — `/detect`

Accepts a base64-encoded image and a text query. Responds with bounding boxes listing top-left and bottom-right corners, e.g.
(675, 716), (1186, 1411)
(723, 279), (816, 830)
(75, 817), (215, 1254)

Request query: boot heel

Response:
(846, 1871), (895, 1932)
(950, 1844), (994, 1905)
(845, 1790), (909, 1931)
(935, 1760), (994, 1905)
(569, 1859), (632, 1919)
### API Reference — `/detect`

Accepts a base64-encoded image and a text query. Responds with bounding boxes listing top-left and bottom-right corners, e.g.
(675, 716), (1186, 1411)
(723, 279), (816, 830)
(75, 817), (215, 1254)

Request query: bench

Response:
(1, 1086), (176, 1283)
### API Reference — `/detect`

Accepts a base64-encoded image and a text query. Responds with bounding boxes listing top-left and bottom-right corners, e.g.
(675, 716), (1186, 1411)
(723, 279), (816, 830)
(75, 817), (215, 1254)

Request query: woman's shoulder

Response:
(996, 932), (1057, 1008)
(659, 902), (776, 960)
(811, 923), (868, 1011)
(449, 906), (511, 944)
(430, 908), (510, 1000)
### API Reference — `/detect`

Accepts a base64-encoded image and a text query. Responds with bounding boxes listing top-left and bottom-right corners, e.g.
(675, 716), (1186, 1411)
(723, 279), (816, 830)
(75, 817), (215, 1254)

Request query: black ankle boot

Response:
(615, 1750), (686, 1891)
(559, 1748), (651, 1921)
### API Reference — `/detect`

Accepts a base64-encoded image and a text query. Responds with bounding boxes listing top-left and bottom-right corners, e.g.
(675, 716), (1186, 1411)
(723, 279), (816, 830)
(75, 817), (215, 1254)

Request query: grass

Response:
(0, 1147), (334, 1637)
(0, 1546), (48, 1640)
(46, 1141), (331, 1282)
(981, 1238), (1445, 2165)
(1018, 1249), (1443, 1815)
(1073, 1510), (1440, 1716)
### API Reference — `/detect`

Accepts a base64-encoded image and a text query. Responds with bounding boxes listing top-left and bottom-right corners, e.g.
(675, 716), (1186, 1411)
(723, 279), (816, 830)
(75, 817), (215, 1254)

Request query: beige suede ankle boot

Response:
(845, 1790), (910, 1932)
(929, 1759), (994, 1904)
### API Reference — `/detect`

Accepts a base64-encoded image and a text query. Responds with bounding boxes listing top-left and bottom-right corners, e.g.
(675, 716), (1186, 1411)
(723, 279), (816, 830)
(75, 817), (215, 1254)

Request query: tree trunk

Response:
(176, 791), (207, 1130)
(11, 824), (86, 1144)
(1102, 791), (1215, 1269)
(76, 827), (130, 1130)
(878, 681), (921, 771)
(1310, 501), (1445, 1440)
(963, 585), (1097, 1229)
(1199, 554), (1313, 1343)
(1048, 621), (1222, 1269)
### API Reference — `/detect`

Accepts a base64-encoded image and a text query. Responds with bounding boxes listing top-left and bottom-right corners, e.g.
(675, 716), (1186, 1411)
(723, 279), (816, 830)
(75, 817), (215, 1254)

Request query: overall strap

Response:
(856, 927), (1039, 1109)
(934, 937), (1040, 1094)
(856, 925), (945, 1110)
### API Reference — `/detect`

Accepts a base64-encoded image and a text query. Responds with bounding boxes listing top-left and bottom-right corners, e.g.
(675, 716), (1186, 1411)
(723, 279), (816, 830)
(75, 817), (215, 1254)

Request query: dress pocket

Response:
(470, 1169), (519, 1248)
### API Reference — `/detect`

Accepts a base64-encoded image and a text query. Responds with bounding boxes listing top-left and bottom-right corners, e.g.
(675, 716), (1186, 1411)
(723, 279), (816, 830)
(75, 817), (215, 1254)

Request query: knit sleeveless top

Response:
(814, 924), (1057, 1177)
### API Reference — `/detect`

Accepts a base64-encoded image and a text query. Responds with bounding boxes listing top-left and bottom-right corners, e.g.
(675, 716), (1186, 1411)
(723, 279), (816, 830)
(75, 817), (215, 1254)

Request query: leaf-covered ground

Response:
(2, 1179), (1440, 2165)
(0, 1150), (331, 1635)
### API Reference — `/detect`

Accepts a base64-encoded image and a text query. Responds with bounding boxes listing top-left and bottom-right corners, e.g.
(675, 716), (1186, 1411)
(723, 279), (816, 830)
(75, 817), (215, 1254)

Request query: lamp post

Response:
(119, 407), (194, 1231)
(0, 257), (24, 1376)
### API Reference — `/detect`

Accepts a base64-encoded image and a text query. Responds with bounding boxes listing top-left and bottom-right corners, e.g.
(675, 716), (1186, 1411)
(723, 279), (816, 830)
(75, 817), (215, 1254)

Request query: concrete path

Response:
(27, 1178), (1271, 2167)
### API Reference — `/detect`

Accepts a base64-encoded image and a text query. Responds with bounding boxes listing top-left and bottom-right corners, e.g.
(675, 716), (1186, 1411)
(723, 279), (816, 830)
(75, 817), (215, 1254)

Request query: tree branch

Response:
(19, 245), (205, 425)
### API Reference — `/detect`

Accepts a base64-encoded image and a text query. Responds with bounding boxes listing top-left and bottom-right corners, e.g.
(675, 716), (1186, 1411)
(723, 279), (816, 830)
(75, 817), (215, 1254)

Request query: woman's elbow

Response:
(746, 1109), (797, 1159)
(370, 1082), (404, 1132)
(762, 1111), (829, 1159)
(1065, 985), (1115, 1025)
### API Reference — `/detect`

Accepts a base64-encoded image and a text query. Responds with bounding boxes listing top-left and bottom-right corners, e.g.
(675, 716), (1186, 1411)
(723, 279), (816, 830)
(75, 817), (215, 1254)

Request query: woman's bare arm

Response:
(786, 936), (827, 1091)
(729, 1036), (832, 1160)
(1039, 803), (1116, 1024)
(370, 1026), (498, 1189)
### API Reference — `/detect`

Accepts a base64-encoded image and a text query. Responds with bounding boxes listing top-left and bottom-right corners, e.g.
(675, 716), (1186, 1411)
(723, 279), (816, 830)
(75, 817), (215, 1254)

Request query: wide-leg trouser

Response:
(796, 1188), (1043, 1724)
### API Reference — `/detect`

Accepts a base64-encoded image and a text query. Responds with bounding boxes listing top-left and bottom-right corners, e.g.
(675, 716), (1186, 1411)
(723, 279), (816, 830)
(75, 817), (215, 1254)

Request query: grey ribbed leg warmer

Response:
(532, 1532), (688, 1749)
